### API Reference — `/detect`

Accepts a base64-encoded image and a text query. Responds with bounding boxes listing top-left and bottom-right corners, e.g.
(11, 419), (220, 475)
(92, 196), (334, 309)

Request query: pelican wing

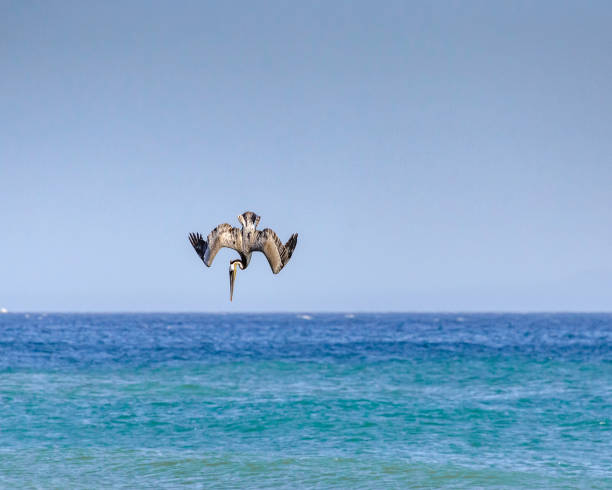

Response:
(189, 223), (243, 267)
(253, 228), (298, 274)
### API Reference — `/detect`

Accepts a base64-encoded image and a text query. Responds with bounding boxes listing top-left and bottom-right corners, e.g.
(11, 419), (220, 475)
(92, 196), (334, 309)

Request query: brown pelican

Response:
(189, 211), (298, 301)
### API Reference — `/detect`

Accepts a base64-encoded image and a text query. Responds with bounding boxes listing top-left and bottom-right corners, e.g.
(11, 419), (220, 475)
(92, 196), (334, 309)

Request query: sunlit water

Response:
(1, 313), (611, 488)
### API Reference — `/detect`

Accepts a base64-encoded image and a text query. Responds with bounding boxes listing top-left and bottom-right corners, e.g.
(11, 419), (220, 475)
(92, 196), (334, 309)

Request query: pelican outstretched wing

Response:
(189, 223), (243, 267)
(253, 228), (298, 274)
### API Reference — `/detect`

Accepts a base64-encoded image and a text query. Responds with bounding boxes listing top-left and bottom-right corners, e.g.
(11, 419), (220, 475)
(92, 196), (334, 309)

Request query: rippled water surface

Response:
(1, 313), (611, 488)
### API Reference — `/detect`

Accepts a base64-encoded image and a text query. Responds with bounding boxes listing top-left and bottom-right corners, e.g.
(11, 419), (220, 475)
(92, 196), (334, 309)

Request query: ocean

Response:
(0, 313), (610, 488)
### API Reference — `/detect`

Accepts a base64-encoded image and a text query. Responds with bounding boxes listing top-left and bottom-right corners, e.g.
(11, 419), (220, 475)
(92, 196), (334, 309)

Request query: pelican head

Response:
(229, 259), (244, 301)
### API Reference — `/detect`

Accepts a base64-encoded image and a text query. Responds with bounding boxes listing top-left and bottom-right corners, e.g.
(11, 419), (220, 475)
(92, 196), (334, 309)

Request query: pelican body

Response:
(189, 211), (298, 300)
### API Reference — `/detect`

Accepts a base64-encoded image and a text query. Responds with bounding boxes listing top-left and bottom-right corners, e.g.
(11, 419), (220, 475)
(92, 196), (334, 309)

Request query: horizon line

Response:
(2, 310), (612, 315)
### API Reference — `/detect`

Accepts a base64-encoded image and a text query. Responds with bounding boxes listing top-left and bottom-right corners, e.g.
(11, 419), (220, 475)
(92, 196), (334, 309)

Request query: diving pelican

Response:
(188, 211), (298, 301)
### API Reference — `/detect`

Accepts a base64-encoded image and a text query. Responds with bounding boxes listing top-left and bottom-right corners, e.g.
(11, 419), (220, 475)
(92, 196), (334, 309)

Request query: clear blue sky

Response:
(1, 1), (611, 311)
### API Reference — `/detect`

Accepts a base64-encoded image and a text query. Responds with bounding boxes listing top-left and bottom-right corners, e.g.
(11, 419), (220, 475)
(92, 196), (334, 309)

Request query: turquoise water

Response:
(1, 313), (611, 488)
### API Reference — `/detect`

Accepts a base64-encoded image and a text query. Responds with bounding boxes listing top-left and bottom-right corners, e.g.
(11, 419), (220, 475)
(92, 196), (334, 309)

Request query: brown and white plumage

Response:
(189, 211), (298, 300)
(189, 224), (245, 267)
(252, 228), (298, 274)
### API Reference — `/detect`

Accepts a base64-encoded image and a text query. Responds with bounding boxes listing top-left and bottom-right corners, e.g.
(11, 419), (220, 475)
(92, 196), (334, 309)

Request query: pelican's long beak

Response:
(229, 263), (237, 301)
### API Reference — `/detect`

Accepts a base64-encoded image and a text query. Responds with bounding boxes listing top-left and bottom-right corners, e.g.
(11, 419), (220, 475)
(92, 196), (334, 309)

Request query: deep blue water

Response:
(0, 313), (611, 488)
